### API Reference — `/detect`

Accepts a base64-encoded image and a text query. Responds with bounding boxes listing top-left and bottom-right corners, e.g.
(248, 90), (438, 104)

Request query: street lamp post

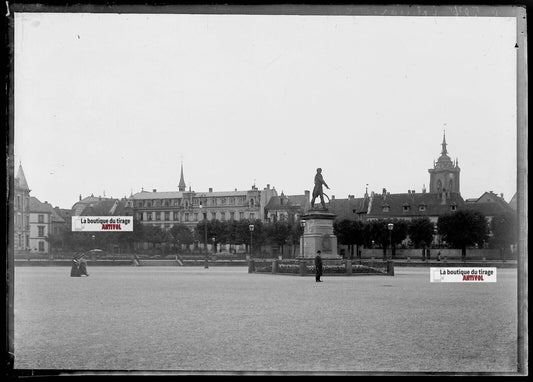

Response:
(300, 220), (306, 258)
(91, 234), (96, 260)
(387, 223), (394, 260)
(249, 224), (254, 258)
(200, 203), (208, 269)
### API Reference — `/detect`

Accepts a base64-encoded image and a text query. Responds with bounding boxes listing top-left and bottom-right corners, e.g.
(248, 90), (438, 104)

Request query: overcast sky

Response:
(14, 12), (517, 209)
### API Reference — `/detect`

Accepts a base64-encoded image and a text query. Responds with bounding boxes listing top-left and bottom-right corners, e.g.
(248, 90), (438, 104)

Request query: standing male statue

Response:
(311, 168), (330, 210)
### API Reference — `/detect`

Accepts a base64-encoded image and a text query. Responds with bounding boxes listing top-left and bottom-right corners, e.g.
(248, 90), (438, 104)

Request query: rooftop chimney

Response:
(209, 187), (213, 193)
(79, 194), (82, 201)
(305, 190), (310, 200)
(153, 189), (157, 192)
(331, 195), (335, 200)
(348, 194), (354, 200)
(267, 184), (270, 189)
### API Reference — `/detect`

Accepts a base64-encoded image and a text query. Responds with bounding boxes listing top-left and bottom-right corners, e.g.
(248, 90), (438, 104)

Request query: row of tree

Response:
(48, 219), (303, 256)
(47, 210), (516, 259)
(334, 210), (517, 259)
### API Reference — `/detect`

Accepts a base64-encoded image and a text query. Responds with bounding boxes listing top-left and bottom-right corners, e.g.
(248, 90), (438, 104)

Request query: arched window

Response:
(436, 179), (442, 192)
(448, 180), (453, 192)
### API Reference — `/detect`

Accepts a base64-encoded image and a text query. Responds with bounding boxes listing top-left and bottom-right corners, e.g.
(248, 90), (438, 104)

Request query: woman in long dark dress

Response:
(70, 259), (80, 277)
(78, 259), (89, 276)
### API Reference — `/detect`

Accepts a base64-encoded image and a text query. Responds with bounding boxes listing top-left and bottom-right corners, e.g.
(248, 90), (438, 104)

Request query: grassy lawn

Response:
(13, 266), (518, 373)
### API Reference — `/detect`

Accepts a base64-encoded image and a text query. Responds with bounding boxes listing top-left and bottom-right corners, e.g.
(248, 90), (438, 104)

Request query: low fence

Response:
(249, 259), (394, 276)
(356, 248), (515, 261)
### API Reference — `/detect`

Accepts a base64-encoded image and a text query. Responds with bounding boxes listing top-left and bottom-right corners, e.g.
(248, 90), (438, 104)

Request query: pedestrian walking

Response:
(315, 250), (323, 282)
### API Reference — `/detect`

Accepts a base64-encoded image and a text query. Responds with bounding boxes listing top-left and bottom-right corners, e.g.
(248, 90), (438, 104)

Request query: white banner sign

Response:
(430, 267), (497, 283)
(72, 216), (133, 232)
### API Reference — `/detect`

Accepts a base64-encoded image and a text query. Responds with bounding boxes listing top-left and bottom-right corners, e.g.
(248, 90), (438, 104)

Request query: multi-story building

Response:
(14, 164), (31, 252)
(264, 190), (311, 223)
(126, 165), (278, 230)
(328, 132), (513, 226)
(28, 197), (52, 254)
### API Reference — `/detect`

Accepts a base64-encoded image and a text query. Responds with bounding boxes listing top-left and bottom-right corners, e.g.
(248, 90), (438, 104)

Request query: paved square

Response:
(13, 266), (517, 372)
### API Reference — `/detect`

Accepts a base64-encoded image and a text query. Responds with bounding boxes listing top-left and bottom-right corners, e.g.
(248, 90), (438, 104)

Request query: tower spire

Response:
(441, 130), (448, 155)
(178, 161), (186, 191)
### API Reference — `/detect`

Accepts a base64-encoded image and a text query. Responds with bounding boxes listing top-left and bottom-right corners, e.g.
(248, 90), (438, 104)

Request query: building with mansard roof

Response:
(126, 164), (278, 231)
(326, 132), (513, 226)
(264, 190), (311, 223)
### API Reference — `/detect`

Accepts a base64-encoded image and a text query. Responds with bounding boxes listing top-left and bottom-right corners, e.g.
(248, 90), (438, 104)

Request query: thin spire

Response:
(441, 130), (448, 155)
(178, 161), (186, 191)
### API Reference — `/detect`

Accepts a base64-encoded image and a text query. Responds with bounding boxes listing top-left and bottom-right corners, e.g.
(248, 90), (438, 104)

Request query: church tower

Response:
(178, 162), (186, 192)
(428, 132), (461, 195)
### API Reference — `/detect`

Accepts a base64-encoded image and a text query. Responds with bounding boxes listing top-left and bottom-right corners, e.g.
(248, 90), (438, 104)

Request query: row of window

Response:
(135, 197), (255, 208)
(137, 211), (256, 222)
(15, 234), (45, 251)
(381, 204), (457, 213)
(15, 195), (29, 210)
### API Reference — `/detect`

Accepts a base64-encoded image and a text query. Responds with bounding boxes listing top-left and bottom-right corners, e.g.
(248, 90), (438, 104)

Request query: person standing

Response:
(78, 258), (89, 276)
(315, 250), (323, 282)
(70, 258), (80, 277)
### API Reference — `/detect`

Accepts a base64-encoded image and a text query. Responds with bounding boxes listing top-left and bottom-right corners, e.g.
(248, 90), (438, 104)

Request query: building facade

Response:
(14, 164), (31, 252)
(264, 190), (311, 223)
(126, 165), (278, 230)
(28, 197), (52, 254)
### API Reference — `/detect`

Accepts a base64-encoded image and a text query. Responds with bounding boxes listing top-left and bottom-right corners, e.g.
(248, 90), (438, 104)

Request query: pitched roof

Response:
(15, 164), (30, 190)
(29, 197), (53, 214)
(326, 197), (367, 220)
(463, 192), (514, 217)
(265, 194), (309, 211)
(80, 199), (121, 216)
(366, 192), (465, 218)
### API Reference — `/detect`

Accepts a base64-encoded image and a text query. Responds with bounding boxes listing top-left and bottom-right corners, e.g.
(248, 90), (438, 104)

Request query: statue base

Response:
(299, 210), (340, 259)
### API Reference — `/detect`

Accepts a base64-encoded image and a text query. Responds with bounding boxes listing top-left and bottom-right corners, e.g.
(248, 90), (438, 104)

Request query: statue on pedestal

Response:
(311, 168), (330, 210)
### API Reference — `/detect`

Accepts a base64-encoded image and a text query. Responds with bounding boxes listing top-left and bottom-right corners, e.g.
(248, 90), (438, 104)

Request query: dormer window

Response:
(402, 204), (410, 212)
(419, 204), (427, 212)
(382, 204), (390, 212)
(450, 203), (457, 211)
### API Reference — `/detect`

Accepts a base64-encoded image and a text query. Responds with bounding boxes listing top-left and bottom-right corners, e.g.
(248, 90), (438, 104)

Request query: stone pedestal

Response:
(300, 210), (340, 259)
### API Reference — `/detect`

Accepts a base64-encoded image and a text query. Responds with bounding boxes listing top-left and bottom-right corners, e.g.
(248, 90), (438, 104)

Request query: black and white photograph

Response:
(5, 2), (527, 376)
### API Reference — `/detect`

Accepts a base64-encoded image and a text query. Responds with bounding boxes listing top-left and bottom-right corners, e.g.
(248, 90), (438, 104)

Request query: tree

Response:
(169, 223), (194, 252)
(407, 218), (435, 248)
(333, 219), (364, 259)
(142, 225), (167, 254)
(264, 221), (292, 256)
(490, 212), (517, 259)
(437, 210), (489, 260)
(363, 220), (390, 258)
(334, 219), (353, 257)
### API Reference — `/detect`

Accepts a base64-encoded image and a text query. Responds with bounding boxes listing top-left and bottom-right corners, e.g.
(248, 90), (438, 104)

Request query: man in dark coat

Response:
(311, 168), (330, 210)
(315, 250), (323, 282)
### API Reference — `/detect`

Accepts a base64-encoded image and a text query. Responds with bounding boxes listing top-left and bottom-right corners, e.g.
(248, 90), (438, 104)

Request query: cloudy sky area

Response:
(14, 12), (517, 208)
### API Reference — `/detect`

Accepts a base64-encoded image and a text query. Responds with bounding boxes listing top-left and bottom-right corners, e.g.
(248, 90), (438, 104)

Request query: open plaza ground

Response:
(13, 266), (518, 374)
